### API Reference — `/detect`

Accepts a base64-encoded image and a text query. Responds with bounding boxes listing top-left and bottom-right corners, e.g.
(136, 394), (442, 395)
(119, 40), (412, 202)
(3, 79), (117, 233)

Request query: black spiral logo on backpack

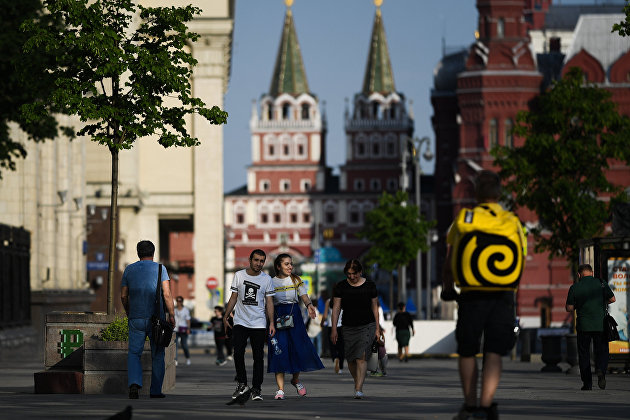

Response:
(455, 231), (523, 289)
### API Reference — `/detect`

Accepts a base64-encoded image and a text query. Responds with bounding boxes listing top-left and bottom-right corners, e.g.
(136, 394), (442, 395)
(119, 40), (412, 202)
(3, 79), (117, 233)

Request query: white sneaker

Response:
(354, 390), (364, 399)
(226, 355), (233, 361)
(186, 359), (191, 366)
(175, 360), (178, 366)
(338, 369), (343, 375)
(274, 389), (285, 400)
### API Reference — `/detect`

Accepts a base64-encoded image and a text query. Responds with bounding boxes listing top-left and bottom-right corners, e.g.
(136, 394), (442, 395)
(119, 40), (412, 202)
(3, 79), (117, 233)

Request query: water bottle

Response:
(271, 338), (282, 355)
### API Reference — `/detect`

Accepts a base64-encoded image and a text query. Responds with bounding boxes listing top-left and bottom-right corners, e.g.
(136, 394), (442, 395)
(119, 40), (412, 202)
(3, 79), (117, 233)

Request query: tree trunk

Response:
(107, 147), (119, 315)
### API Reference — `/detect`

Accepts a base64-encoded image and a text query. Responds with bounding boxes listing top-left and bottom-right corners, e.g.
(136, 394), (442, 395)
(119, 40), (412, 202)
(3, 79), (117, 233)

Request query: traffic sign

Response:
(206, 277), (218, 290)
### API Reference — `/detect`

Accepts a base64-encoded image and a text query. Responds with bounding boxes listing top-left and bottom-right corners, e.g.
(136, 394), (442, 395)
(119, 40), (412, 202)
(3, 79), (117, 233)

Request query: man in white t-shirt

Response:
(224, 249), (275, 402)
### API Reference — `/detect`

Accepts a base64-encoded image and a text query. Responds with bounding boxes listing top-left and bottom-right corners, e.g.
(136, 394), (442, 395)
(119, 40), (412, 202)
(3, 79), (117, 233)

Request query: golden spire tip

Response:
(285, 0), (293, 7)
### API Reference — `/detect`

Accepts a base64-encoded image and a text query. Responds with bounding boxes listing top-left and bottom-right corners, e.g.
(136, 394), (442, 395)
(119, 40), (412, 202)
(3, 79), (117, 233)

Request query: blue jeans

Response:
(128, 318), (165, 395)
(175, 332), (190, 360)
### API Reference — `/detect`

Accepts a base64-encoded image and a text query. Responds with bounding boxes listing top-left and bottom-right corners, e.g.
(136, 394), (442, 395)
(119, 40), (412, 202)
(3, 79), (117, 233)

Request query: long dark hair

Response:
(274, 253), (302, 287)
(344, 259), (363, 276)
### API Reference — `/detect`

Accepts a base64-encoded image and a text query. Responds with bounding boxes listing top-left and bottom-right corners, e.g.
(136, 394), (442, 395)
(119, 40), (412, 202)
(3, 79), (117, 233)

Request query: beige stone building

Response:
(0, 0), (234, 354)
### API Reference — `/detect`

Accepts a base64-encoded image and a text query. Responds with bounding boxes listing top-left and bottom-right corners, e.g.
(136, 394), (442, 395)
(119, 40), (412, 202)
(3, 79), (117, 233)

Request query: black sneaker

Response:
(251, 388), (263, 401)
(453, 404), (477, 420)
(597, 372), (606, 390)
(581, 384), (592, 390)
(232, 383), (249, 399)
(128, 384), (139, 399)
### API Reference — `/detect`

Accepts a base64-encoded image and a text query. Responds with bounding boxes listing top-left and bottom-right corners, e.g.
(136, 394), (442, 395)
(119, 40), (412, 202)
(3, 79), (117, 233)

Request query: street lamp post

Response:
(410, 136), (433, 319)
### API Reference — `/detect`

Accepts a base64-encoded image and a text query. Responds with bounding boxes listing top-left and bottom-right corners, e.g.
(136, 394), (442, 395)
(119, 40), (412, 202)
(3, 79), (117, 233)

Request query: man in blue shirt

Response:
(121, 240), (175, 399)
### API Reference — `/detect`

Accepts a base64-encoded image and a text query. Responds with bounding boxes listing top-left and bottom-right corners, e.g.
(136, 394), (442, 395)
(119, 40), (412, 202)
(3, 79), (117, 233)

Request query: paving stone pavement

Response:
(0, 349), (628, 420)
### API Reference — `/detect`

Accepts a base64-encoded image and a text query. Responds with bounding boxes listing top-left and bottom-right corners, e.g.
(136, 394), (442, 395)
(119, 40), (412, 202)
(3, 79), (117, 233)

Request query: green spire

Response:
(269, 7), (309, 97)
(362, 7), (396, 95)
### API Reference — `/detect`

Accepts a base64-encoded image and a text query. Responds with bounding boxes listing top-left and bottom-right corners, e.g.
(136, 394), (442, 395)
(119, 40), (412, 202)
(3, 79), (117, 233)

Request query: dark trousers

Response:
(232, 325), (267, 390)
(215, 336), (232, 361)
(577, 331), (609, 387)
(329, 327), (345, 369)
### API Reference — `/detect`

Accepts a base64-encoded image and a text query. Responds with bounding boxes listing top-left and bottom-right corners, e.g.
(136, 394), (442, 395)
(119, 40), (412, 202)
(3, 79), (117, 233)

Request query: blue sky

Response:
(222, 0), (622, 193)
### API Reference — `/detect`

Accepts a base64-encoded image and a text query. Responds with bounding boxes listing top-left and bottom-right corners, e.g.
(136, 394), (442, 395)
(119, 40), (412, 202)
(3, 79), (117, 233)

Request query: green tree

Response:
(611, 1), (630, 36)
(357, 191), (434, 311)
(0, 0), (65, 178)
(21, 0), (228, 313)
(492, 67), (630, 270)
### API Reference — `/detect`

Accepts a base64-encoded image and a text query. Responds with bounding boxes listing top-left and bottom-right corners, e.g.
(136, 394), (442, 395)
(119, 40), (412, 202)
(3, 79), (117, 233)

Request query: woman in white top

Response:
(267, 253), (324, 400)
(174, 296), (191, 366)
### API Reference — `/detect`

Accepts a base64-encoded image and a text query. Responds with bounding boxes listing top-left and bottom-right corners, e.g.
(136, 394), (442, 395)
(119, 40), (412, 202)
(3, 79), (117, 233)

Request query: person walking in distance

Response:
(441, 170), (527, 420)
(268, 253), (324, 400)
(210, 306), (231, 366)
(224, 249), (276, 403)
(121, 240), (175, 399)
(330, 259), (380, 399)
(174, 296), (191, 366)
(393, 302), (415, 362)
(566, 264), (616, 390)
(321, 296), (345, 374)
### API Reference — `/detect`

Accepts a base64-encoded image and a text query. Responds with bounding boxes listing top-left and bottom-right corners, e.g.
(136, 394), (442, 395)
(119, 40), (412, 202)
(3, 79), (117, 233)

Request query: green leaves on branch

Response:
(492, 67), (630, 268)
(357, 191), (435, 271)
(612, 2), (630, 37)
(20, 0), (228, 151)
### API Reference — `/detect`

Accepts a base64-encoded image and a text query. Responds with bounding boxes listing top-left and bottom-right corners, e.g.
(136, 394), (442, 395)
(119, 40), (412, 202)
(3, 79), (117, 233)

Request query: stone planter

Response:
(83, 338), (175, 395)
(35, 311), (175, 394)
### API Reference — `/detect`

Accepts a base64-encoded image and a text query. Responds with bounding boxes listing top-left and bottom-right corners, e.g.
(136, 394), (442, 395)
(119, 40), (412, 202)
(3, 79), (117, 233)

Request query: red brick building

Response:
(432, 0), (630, 327)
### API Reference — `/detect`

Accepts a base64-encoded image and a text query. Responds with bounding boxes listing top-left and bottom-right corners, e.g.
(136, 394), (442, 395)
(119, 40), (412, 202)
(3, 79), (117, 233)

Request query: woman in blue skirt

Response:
(268, 253), (324, 400)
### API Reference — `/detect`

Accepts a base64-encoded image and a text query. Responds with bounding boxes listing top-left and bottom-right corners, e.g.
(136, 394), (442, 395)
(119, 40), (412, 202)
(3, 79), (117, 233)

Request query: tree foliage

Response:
(612, 1), (630, 37)
(21, 0), (228, 151)
(21, 0), (228, 313)
(0, 0), (65, 178)
(357, 191), (434, 271)
(492, 67), (630, 268)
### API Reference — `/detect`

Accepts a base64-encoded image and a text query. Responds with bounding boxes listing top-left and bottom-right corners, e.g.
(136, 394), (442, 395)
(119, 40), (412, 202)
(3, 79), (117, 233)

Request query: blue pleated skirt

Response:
(267, 303), (325, 374)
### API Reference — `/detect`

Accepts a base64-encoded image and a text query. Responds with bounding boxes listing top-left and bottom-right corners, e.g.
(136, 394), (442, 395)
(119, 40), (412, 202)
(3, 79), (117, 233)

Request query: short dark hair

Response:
(475, 170), (501, 202)
(136, 240), (155, 258)
(578, 264), (593, 275)
(249, 249), (266, 260)
(214, 305), (224, 312)
(176, 296), (184, 302)
(344, 259), (363, 275)
(397, 302), (405, 311)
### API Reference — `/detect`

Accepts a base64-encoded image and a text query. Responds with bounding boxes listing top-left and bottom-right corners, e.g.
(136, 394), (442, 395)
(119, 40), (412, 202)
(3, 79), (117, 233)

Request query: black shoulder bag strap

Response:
(599, 277), (609, 314)
(154, 264), (164, 319)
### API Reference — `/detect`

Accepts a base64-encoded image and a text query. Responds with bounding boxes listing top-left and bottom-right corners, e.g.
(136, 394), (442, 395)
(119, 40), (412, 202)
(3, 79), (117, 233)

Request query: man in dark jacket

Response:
(566, 264), (615, 390)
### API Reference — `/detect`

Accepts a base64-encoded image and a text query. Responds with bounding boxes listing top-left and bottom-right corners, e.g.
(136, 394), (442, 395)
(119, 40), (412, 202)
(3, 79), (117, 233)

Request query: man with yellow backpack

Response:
(441, 170), (527, 420)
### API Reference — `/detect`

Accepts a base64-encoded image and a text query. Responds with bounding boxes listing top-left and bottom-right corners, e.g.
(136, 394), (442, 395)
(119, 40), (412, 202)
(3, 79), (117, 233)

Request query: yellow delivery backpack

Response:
(450, 203), (526, 292)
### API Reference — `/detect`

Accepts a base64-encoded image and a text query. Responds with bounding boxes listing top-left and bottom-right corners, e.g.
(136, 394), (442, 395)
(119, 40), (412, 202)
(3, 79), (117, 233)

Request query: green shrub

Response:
(100, 315), (129, 341)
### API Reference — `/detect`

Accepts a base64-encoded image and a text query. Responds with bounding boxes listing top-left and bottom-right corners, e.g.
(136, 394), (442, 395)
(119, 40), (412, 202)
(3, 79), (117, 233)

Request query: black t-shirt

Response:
(393, 311), (414, 331)
(210, 316), (226, 338)
(332, 279), (377, 327)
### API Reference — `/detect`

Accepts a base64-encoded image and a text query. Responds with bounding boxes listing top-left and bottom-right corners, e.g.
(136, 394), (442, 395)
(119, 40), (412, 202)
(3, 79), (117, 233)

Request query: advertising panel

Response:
(607, 257), (629, 354)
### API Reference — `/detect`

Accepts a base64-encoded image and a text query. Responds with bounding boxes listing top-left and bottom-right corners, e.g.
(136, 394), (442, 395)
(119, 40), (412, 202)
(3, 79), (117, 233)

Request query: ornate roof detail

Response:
(269, 6), (309, 97)
(362, 4), (395, 95)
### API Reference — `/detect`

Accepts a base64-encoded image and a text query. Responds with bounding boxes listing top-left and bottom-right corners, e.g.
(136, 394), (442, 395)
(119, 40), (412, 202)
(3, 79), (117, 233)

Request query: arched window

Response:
(301, 104), (310, 120)
(497, 18), (505, 38)
(282, 103), (291, 120)
(504, 119), (513, 148)
(489, 119), (498, 149)
(372, 102), (380, 119)
(266, 104), (273, 120)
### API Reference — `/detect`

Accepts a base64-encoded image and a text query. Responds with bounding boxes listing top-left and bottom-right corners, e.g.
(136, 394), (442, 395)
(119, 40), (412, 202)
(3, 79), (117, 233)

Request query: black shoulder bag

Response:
(151, 264), (173, 347)
(600, 278), (619, 342)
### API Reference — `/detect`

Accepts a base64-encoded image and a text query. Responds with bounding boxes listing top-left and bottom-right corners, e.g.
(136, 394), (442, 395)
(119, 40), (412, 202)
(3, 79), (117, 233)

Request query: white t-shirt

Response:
(230, 269), (275, 329)
(271, 276), (308, 305)
(175, 306), (191, 329)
